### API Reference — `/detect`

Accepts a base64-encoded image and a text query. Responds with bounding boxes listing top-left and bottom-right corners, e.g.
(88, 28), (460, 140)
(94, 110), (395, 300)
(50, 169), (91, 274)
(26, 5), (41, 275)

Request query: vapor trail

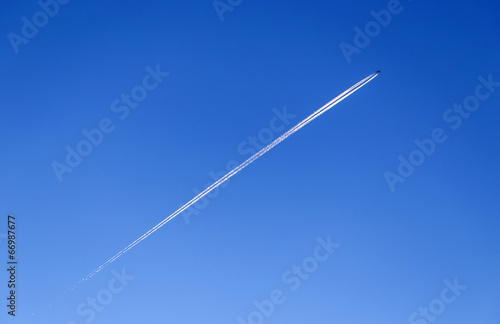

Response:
(74, 72), (378, 287)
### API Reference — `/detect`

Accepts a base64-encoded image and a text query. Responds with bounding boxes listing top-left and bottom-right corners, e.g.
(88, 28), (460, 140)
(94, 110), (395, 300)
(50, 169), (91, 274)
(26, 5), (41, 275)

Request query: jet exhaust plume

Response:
(74, 72), (378, 287)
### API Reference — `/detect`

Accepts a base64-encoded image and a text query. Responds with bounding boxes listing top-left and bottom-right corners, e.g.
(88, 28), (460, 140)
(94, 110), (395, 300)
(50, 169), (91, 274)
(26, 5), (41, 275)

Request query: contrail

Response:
(74, 72), (378, 287)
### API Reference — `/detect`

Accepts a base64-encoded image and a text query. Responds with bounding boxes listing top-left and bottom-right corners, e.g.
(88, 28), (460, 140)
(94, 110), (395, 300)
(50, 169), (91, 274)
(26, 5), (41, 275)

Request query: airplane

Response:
(376, 70), (381, 73)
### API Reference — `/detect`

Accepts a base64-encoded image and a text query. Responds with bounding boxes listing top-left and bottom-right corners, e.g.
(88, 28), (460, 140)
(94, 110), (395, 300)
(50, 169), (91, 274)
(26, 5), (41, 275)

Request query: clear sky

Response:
(2, 0), (499, 323)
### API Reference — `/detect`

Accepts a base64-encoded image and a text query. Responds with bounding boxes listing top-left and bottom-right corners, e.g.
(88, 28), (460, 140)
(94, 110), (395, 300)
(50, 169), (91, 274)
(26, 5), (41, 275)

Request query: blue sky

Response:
(2, 0), (500, 323)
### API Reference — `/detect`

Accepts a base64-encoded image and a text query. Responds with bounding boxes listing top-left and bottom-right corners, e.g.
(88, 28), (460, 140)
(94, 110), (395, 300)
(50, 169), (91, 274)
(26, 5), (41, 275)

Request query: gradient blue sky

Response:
(2, 0), (500, 323)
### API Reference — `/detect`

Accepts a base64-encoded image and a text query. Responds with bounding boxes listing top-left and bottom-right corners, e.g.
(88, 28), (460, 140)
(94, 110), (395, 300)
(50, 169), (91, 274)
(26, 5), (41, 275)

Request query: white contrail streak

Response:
(74, 72), (378, 287)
